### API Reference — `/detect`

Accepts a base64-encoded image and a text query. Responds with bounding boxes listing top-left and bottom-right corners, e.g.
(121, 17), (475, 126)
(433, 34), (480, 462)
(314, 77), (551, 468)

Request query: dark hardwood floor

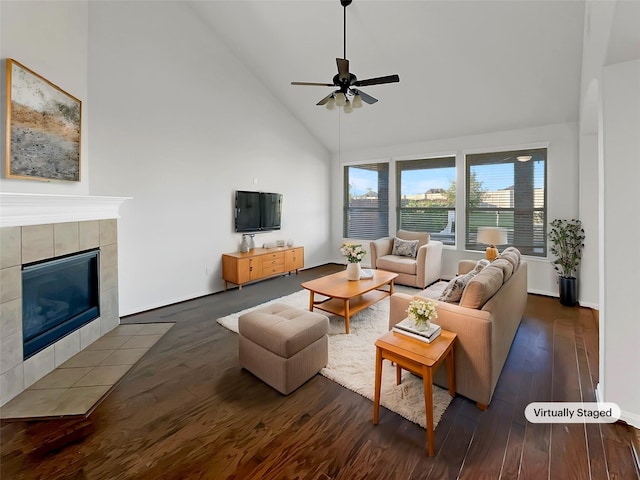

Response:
(1, 264), (638, 479)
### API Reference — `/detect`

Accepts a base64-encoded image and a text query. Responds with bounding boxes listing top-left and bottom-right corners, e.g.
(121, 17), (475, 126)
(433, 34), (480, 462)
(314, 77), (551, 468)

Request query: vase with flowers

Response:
(340, 243), (367, 281)
(407, 298), (438, 331)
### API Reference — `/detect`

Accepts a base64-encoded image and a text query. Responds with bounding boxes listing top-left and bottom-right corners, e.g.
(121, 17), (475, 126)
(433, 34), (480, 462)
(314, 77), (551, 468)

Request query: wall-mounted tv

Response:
(235, 190), (283, 233)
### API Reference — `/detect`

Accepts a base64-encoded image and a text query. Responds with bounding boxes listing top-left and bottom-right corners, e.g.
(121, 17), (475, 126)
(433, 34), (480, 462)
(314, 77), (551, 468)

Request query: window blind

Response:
(465, 148), (547, 256)
(343, 163), (389, 240)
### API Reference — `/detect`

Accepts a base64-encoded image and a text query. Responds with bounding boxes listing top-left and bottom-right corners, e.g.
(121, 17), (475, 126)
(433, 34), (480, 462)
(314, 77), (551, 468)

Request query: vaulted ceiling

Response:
(190, 1), (587, 154)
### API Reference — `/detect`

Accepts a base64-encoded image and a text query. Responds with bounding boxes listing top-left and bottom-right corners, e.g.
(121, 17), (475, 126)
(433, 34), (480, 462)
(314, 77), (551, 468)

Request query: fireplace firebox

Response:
(22, 249), (100, 360)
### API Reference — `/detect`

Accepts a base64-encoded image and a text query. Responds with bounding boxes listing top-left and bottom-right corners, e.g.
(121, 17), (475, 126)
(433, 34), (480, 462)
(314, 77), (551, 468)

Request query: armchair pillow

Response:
(392, 237), (419, 257)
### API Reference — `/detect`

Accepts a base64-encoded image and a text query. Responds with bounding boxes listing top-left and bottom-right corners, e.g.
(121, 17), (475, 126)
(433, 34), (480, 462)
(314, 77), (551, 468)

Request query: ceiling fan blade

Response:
(316, 92), (335, 106)
(353, 74), (400, 87)
(336, 58), (350, 82)
(291, 81), (334, 87)
(353, 89), (378, 104)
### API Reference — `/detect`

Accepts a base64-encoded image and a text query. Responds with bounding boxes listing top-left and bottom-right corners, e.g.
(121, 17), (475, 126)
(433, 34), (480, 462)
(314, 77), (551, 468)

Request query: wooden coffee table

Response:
(301, 270), (398, 334)
(373, 328), (457, 456)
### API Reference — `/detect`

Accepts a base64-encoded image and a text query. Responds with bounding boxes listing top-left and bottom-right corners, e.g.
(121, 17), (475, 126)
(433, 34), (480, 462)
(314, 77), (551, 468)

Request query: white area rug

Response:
(217, 289), (453, 429)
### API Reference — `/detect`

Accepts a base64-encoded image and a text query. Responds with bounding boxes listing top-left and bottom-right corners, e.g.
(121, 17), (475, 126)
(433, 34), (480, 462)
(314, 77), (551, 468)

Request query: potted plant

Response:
(548, 218), (585, 306)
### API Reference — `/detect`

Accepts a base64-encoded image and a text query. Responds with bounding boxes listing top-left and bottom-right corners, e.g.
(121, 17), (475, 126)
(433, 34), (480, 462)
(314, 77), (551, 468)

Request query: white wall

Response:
(1, 1), (332, 317)
(0, 0), (89, 195)
(86, 2), (331, 315)
(331, 122), (579, 297)
(600, 59), (640, 428)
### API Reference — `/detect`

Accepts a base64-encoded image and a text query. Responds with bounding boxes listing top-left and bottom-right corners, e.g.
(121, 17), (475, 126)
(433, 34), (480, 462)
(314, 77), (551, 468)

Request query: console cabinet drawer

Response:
(222, 246), (304, 290)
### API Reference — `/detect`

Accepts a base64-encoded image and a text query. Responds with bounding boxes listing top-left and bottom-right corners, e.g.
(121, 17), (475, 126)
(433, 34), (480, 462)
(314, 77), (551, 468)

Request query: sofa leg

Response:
(476, 402), (488, 411)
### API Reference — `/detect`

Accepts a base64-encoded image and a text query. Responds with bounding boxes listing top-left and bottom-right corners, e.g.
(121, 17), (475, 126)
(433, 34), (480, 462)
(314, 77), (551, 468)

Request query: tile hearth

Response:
(0, 322), (173, 420)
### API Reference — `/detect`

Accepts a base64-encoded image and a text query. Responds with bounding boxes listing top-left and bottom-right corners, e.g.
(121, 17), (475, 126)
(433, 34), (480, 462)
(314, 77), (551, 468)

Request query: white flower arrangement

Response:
(340, 243), (367, 264)
(407, 298), (438, 328)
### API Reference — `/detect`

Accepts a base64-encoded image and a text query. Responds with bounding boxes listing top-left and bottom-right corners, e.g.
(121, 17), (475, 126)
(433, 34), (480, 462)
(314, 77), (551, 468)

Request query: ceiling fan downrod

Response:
(342, 0), (351, 59)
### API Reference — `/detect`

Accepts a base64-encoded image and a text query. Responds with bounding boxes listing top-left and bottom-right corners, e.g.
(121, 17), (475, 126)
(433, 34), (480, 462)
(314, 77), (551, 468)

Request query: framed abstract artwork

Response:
(5, 59), (82, 181)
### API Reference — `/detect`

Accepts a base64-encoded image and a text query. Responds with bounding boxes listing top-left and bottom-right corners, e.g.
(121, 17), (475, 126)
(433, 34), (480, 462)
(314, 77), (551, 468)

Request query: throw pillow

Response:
(392, 237), (419, 257)
(438, 270), (477, 303)
(473, 259), (490, 274)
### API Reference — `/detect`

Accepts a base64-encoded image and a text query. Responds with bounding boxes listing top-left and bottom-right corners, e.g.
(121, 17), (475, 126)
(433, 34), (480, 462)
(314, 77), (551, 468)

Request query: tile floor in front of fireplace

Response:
(0, 323), (174, 420)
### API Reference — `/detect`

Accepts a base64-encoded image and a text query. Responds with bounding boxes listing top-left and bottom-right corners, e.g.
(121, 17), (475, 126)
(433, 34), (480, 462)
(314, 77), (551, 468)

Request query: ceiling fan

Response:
(291, 0), (400, 112)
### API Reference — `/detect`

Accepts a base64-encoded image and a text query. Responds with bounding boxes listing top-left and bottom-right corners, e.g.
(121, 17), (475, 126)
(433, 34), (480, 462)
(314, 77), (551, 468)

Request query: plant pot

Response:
(559, 276), (578, 307)
(346, 262), (362, 281)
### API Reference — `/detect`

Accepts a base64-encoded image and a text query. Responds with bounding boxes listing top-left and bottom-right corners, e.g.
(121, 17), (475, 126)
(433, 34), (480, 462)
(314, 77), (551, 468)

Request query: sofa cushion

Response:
(377, 255), (417, 275)
(392, 237), (419, 257)
(499, 251), (519, 272)
(491, 258), (514, 282)
(459, 265), (504, 309)
(438, 259), (489, 303)
(501, 247), (521, 266)
(396, 230), (430, 249)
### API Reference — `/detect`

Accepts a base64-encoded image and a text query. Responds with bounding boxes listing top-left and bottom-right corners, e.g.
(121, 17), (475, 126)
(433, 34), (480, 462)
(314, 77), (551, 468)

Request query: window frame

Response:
(395, 156), (456, 246)
(465, 148), (547, 257)
(343, 162), (390, 240)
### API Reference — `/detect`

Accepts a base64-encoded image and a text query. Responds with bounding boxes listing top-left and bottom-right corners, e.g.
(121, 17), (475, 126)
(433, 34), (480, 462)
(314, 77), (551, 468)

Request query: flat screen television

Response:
(235, 190), (282, 232)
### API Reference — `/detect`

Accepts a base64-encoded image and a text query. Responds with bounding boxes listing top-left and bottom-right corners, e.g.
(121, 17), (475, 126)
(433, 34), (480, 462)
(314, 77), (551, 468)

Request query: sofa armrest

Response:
(416, 240), (443, 288)
(389, 292), (414, 329)
(458, 259), (477, 275)
(370, 237), (393, 269)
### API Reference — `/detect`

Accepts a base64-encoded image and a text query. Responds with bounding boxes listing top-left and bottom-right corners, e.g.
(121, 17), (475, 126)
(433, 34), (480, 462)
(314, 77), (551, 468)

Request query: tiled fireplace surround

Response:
(0, 194), (128, 406)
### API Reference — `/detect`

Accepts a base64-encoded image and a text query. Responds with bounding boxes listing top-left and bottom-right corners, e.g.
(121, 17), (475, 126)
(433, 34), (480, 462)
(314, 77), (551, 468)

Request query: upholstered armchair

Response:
(370, 230), (443, 288)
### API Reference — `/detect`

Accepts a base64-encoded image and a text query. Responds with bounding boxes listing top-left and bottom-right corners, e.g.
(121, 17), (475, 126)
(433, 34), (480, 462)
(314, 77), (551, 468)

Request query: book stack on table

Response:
(393, 318), (442, 343)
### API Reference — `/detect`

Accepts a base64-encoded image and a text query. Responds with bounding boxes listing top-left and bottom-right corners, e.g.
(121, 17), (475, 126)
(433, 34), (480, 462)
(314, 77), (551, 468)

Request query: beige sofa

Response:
(388, 248), (527, 409)
(370, 230), (443, 288)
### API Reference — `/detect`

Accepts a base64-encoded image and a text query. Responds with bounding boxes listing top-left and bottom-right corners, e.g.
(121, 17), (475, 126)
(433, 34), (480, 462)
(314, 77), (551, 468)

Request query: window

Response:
(465, 148), (547, 256)
(396, 156), (456, 245)
(343, 163), (389, 240)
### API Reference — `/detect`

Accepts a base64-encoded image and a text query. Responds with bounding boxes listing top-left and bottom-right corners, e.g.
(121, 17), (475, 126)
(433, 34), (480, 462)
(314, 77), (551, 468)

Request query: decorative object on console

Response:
(240, 234), (250, 253)
(6, 59), (81, 182)
(548, 218), (585, 307)
(248, 234), (255, 250)
(477, 227), (508, 261)
(406, 298), (438, 331)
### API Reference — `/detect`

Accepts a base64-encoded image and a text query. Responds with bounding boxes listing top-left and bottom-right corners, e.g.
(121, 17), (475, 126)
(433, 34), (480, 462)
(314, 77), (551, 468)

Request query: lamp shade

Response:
(477, 227), (508, 246)
(477, 227), (507, 261)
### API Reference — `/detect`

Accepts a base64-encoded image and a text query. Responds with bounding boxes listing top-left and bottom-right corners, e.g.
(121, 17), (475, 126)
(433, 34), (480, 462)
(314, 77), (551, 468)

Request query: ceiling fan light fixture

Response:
(517, 155), (532, 162)
(352, 93), (363, 108)
(335, 92), (347, 107)
(344, 99), (353, 113)
(325, 96), (336, 110)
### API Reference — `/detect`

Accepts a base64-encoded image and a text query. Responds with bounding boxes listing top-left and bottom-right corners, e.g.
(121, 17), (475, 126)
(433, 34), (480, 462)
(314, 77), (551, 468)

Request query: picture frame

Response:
(5, 59), (82, 182)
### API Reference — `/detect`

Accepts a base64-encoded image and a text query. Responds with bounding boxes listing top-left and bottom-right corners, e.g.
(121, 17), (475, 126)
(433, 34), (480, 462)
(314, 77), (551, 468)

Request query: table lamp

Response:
(477, 227), (508, 261)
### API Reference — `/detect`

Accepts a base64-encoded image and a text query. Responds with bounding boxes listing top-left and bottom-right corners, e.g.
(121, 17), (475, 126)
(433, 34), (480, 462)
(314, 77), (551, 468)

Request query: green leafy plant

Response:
(548, 219), (585, 278)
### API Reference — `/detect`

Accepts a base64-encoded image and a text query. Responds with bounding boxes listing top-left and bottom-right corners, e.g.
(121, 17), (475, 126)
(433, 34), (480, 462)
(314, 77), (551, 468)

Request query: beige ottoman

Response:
(238, 303), (329, 395)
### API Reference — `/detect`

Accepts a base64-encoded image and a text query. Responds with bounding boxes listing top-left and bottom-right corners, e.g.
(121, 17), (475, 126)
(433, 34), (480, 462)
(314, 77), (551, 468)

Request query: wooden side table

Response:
(373, 329), (457, 456)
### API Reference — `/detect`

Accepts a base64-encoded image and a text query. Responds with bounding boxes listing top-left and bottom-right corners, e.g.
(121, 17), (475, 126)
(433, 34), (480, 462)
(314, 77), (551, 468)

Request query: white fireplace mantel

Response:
(0, 193), (131, 227)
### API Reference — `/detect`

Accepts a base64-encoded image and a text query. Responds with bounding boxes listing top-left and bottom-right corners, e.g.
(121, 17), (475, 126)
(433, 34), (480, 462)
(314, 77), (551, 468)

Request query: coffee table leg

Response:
(389, 279), (394, 295)
(344, 299), (350, 334)
(422, 365), (434, 456)
(308, 291), (314, 312)
(373, 346), (382, 425)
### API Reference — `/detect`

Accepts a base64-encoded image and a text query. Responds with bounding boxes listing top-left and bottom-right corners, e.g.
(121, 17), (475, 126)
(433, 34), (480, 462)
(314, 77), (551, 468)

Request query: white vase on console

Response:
(346, 262), (362, 281)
